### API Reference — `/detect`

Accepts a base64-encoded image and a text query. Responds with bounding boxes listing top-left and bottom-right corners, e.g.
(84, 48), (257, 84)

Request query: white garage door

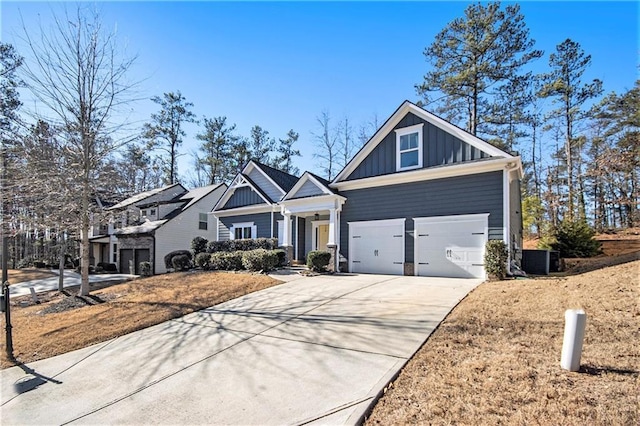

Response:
(414, 214), (489, 279)
(349, 218), (405, 275)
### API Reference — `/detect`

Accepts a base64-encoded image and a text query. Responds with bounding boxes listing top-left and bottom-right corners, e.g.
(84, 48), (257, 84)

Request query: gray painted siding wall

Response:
(219, 213), (273, 239)
(347, 112), (490, 181)
(218, 218), (230, 241)
(339, 171), (504, 263)
(222, 187), (265, 209)
(247, 168), (283, 202)
(291, 180), (324, 199)
(217, 212), (298, 244)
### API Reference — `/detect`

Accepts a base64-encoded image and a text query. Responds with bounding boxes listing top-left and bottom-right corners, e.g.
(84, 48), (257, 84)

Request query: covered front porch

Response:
(280, 193), (346, 271)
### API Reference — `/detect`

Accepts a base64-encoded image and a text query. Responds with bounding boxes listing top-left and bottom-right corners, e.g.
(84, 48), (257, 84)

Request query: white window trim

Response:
(395, 123), (424, 171)
(230, 222), (257, 240)
(198, 213), (208, 230)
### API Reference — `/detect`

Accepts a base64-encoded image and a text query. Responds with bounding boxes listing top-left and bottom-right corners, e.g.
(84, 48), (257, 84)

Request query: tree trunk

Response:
(58, 234), (65, 292)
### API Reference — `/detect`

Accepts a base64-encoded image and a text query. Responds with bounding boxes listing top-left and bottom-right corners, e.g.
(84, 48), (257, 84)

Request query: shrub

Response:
(34, 261), (47, 268)
(484, 240), (508, 280)
(191, 236), (209, 255)
(548, 219), (601, 258)
(195, 252), (211, 270)
(171, 254), (192, 271)
(207, 238), (279, 253)
(97, 262), (118, 272)
(139, 261), (152, 277)
(164, 250), (192, 269)
(207, 240), (231, 253)
(273, 249), (287, 267)
(307, 250), (331, 272)
(242, 249), (279, 272)
(210, 251), (244, 271)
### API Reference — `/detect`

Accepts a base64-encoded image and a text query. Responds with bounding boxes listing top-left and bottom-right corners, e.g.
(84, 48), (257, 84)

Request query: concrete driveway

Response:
(1, 273), (481, 425)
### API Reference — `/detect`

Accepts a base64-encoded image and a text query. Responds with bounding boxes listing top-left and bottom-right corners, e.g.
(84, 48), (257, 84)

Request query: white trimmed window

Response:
(395, 123), (424, 171)
(231, 222), (257, 240)
(199, 213), (208, 230)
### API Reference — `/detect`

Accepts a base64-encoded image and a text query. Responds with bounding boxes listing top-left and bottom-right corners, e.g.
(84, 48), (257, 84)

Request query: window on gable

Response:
(395, 123), (424, 171)
(150, 208), (156, 216)
(199, 213), (208, 230)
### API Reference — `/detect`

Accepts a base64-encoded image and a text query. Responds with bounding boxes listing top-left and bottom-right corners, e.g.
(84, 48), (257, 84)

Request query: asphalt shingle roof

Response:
(252, 161), (299, 193)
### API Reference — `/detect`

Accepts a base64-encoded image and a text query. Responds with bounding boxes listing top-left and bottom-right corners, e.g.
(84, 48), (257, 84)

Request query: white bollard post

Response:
(561, 309), (587, 372)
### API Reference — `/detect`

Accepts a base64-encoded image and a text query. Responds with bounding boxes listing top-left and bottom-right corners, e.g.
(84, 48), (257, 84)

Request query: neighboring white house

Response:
(90, 183), (227, 274)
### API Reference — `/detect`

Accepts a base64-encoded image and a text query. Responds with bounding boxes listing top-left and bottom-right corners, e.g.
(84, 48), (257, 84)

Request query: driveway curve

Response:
(1, 273), (481, 425)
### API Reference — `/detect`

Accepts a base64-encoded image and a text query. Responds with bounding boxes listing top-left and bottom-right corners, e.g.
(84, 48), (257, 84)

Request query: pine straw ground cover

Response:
(0, 271), (280, 369)
(366, 259), (639, 425)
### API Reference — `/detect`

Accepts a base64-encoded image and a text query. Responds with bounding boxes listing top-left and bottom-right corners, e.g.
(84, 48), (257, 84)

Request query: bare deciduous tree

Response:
(19, 5), (138, 295)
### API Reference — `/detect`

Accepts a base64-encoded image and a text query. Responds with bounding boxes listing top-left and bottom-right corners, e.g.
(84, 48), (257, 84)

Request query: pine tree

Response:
(143, 91), (196, 185)
(273, 130), (301, 175)
(539, 38), (603, 221)
(196, 116), (238, 184)
(416, 2), (542, 137)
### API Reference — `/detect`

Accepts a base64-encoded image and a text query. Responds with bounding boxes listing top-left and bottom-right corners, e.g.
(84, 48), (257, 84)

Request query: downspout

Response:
(270, 208), (274, 238)
(152, 234), (156, 275)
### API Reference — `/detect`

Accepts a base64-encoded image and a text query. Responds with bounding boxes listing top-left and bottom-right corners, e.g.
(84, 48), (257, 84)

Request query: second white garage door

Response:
(349, 218), (405, 275)
(414, 214), (489, 279)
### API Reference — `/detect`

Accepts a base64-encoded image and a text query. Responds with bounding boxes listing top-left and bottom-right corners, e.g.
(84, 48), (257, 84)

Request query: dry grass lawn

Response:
(5, 268), (58, 283)
(366, 259), (639, 425)
(0, 271), (280, 369)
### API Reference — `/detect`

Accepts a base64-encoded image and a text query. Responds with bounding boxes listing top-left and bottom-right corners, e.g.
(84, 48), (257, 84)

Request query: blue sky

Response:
(2, 1), (638, 183)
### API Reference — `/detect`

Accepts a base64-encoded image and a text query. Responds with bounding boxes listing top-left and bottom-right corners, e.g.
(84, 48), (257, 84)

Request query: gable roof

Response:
(250, 160), (299, 194)
(178, 183), (227, 210)
(108, 183), (186, 210)
(332, 101), (513, 184)
(213, 173), (273, 211)
(283, 171), (335, 201)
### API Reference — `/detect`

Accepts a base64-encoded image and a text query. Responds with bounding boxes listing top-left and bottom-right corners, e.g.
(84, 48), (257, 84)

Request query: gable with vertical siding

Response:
(346, 112), (491, 181)
(221, 186), (266, 209)
(290, 179), (326, 199)
(246, 167), (283, 202)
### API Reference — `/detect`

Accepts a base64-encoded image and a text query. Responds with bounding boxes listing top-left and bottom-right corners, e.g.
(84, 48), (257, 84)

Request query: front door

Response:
(317, 224), (329, 251)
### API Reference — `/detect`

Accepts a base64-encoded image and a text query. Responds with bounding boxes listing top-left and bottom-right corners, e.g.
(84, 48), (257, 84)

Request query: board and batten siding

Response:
(222, 186), (265, 209)
(153, 185), (226, 274)
(347, 112), (491, 181)
(339, 171), (504, 264)
(247, 168), (283, 202)
(290, 180), (325, 199)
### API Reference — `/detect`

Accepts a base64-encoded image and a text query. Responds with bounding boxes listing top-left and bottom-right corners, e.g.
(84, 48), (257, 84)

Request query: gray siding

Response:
(347, 112), (490, 181)
(217, 218), (230, 241)
(291, 179), (325, 199)
(247, 168), (283, 202)
(218, 212), (298, 245)
(339, 171), (504, 263)
(219, 213), (273, 239)
(222, 187), (265, 209)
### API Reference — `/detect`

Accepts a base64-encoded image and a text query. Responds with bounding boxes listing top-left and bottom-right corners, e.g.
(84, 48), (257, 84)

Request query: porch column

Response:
(282, 212), (293, 264)
(326, 208), (338, 272)
(328, 208), (337, 246)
